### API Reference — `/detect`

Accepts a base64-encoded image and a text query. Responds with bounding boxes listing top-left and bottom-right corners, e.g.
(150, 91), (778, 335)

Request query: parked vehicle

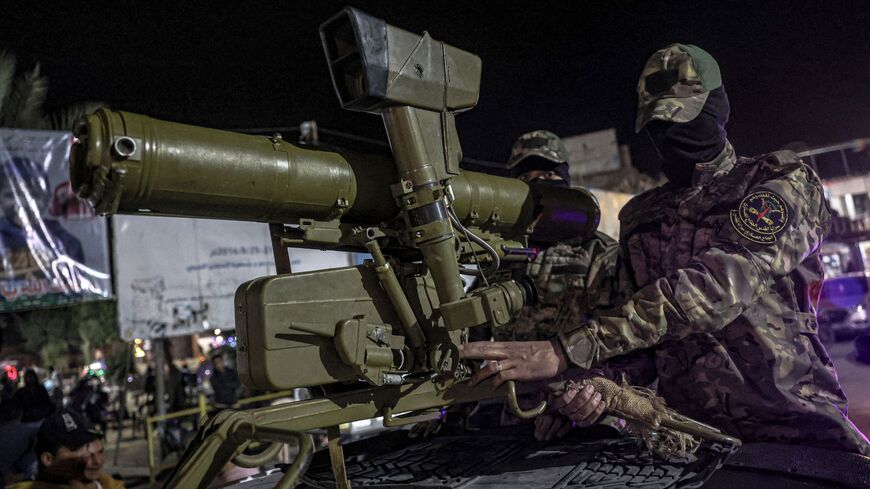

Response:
(817, 273), (870, 342)
(854, 333), (870, 364)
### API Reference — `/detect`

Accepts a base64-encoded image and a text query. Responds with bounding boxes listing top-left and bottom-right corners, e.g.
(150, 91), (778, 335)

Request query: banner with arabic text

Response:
(0, 129), (112, 311)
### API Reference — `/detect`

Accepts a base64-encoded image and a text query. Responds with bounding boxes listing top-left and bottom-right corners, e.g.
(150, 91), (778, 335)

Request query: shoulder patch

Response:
(729, 190), (789, 244)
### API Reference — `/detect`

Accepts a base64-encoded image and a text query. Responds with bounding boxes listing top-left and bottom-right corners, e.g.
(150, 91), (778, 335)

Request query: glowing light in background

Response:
(82, 360), (107, 377)
(4, 365), (18, 382)
(133, 338), (146, 358)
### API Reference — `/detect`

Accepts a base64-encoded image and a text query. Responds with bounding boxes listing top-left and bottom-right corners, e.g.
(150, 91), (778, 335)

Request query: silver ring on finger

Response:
(494, 360), (503, 372)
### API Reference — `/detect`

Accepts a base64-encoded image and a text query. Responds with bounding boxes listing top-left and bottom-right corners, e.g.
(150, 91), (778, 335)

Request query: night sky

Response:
(2, 1), (869, 176)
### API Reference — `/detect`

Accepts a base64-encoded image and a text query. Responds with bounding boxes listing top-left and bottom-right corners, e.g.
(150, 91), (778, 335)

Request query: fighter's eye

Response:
(644, 69), (680, 95)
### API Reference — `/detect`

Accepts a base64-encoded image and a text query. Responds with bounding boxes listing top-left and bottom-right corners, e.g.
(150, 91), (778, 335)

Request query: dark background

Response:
(2, 1), (869, 176)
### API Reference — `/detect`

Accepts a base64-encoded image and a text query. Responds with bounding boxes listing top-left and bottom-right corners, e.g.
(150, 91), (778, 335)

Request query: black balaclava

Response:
(646, 86), (730, 187)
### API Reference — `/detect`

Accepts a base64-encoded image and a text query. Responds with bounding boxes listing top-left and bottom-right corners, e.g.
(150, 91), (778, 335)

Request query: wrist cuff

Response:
(557, 322), (599, 369)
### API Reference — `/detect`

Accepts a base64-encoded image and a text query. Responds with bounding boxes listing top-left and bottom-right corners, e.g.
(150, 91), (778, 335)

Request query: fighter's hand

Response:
(551, 380), (606, 427)
(459, 340), (569, 387)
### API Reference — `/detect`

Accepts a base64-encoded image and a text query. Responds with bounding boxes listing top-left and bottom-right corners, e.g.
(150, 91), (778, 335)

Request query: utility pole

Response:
(153, 338), (167, 460)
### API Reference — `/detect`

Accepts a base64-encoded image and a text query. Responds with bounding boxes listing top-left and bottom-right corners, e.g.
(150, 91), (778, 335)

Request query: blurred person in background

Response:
(0, 398), (39, 488)
(14, 370), (54, 425)
(166, 361), (188, 412)
(42, 368), (63, 409)
(209, 353), (241, 407)
(9, 409), (122, 489)
(68, 377), (109, 436)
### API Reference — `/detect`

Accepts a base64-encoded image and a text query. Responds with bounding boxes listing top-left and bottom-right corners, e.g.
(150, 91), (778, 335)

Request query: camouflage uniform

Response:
(559, 44), (870, 454)
(501, 234), (619, 341)
(498, 131), (620, 341)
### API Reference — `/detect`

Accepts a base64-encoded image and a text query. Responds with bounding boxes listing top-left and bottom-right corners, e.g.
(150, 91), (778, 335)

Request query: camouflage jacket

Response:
(496, 231), (619, 341)
(558, 143), (870, 454)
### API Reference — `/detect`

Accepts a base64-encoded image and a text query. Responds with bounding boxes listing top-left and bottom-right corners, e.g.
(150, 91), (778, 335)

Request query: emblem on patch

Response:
(729, 190), (789, 244)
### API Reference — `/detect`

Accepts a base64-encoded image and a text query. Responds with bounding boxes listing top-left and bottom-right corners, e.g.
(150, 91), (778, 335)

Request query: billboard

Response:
(113, 216), (354, 340)
(0, 129), (112, 311)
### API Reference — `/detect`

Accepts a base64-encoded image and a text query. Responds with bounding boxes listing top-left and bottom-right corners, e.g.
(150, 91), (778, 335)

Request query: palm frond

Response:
(46, 101), (105, 132)
(1, 62), (48, 129)
(0, 50), (17, 119)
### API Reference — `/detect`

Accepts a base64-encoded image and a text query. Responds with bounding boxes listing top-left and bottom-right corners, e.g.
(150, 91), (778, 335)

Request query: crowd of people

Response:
(0, 350), (244, 488)
(0, 368), (119, 488)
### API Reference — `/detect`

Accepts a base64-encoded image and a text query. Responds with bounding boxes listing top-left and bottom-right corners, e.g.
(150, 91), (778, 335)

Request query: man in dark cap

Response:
(9, 409), (122, 488)
(461, 44), (870, 454)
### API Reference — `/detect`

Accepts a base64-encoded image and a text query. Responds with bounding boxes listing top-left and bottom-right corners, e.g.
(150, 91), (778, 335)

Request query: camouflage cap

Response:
(635, 43), (722, 132)
(507, 130), (569, 170)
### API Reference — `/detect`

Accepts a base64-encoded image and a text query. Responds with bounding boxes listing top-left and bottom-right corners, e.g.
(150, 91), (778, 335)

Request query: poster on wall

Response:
(113, 216), (354, 340)
(0, 129), (112, 311)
